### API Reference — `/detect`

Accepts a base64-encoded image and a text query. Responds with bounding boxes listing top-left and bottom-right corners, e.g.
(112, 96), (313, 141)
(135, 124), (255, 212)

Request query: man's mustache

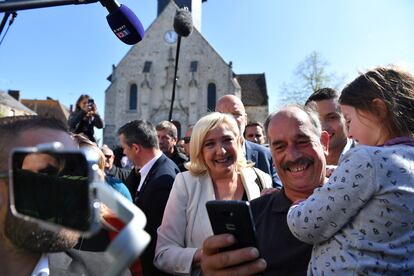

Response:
(281, 156), (314, 170)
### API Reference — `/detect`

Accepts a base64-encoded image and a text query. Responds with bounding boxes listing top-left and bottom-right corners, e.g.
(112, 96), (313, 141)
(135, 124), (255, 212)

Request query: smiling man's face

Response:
(267, 107), (328, 197)
(313, 99), (347, 151)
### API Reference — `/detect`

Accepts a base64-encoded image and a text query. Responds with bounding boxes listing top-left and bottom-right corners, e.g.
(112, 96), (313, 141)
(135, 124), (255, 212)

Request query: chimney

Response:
(8, 90), (20, 101)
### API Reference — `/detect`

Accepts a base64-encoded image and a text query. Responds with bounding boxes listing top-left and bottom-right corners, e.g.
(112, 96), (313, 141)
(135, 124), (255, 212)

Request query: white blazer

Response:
(154, 167), (272, 275)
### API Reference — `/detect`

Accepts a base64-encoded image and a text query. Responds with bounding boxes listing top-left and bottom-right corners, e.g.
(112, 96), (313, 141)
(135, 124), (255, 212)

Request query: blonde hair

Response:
(188, 112), (251, 175)
(72, 133), (105, 179)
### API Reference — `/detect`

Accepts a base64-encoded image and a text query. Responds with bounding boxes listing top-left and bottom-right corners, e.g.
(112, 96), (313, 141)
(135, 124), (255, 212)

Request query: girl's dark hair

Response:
(75, 94), (90, 111)
(339, 66), (414, 137)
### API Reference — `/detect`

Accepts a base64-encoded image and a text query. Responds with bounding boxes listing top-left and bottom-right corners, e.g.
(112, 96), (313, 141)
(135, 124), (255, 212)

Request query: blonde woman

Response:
(154, 112), (272, 275)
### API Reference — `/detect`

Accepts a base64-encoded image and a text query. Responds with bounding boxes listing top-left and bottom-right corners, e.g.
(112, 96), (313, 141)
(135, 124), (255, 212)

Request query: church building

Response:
(103, 0), (269, 147)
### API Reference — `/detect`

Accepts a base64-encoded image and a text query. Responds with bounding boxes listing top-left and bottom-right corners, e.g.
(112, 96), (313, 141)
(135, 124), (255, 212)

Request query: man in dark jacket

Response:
(155, 120), (188, 172)
(118, 120), (180, 276)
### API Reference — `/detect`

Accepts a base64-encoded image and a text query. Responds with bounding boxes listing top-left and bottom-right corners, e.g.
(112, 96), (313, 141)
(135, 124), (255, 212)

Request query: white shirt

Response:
(137, 152), (163, 192)
(339, 138), (355, 162)
(31, 254), (49, 276)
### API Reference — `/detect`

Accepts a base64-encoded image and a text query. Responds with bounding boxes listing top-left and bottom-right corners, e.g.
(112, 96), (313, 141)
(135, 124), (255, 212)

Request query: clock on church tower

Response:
(164, 30), (178, 44)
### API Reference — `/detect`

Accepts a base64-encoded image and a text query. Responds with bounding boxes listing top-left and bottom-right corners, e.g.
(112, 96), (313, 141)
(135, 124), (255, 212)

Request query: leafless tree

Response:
(276, 51), (345, 108)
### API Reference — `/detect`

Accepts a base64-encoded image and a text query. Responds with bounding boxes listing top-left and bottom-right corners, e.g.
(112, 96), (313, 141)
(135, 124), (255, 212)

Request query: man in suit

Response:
(118, 120), (180, 276)
(155, 120), (188, 172)
(0, 116), (129, 275)
(244, 121), (267, 145)
(216, 95), (281, 188)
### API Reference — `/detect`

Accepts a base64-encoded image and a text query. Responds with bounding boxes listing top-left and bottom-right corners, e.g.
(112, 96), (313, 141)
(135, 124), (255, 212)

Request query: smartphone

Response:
(87, 98), (94, 107)
(206, 200), (259, 252)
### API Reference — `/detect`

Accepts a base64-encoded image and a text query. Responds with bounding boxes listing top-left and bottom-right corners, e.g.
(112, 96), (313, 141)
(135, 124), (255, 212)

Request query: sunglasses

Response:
(183, 136), (191, 144)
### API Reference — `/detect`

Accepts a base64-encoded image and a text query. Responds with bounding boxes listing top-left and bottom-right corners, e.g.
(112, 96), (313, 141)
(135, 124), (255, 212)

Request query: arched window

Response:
(129, 84), (137, 110)
(207, 83), (216, 111)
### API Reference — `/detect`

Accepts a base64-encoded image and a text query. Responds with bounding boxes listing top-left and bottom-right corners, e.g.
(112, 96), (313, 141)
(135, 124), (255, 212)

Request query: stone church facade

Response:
(103, 0), (269, 147)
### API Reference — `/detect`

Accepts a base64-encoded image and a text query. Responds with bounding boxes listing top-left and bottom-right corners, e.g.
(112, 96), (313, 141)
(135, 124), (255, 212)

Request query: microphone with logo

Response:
(100, 0), (145, 45)
(168, 7), (193, 121)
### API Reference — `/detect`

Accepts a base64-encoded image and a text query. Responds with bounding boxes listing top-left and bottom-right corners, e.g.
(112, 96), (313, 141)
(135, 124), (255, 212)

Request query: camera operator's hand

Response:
(201, 234), (266, 276)
(86, 104), (98, 117)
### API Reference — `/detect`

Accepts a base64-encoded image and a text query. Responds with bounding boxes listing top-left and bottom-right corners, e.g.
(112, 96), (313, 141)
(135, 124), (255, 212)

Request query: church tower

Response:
(103, 0), (269, 148)
(157, 0), (207, 31)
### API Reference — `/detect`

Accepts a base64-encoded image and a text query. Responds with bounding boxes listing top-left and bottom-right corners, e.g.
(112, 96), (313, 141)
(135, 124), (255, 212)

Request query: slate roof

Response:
(237, 73), (268, 106)
(21, 99), (70, 124)
(0, 91), (36, 114)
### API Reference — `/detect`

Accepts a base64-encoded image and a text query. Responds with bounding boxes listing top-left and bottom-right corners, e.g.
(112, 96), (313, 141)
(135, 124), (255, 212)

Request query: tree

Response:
(276, 51), (344, 108)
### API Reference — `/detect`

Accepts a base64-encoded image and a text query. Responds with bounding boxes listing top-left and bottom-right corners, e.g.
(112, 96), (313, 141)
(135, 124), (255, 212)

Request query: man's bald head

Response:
(216, 95), (247, 135)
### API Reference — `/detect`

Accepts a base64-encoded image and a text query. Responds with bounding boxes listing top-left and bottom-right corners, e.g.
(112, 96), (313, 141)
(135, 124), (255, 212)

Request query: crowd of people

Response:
(1, 65), (414, 276)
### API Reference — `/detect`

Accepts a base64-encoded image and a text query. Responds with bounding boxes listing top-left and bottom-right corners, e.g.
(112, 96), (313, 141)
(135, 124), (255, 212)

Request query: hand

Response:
(100, 203), (119, 231)
(86, 111), (94, 118)
(200, 234), (266, 276)
(90, 103), (97, 113)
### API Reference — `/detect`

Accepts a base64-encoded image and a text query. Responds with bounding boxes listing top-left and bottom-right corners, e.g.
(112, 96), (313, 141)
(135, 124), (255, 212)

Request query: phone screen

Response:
(206, 200), (259, 252)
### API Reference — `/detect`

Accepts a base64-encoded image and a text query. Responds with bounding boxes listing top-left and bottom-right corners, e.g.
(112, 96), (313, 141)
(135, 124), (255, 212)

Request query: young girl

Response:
(287, 66), (414, 275)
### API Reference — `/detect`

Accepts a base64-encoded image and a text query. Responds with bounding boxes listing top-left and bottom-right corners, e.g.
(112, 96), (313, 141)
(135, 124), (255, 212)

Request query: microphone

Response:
(168, 7), (193, 121)
(100, 0), (145, 45)
(173, 7), (193, 37)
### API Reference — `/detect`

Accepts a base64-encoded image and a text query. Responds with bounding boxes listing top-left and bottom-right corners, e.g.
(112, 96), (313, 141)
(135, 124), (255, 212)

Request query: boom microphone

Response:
(100, 0), (145, 45)
(168, 7), (193, 121)
(173, 7), (193, 37)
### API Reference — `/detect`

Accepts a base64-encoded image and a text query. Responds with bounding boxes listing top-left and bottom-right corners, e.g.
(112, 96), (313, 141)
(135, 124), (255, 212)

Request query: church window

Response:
(190, 61), (198, 72)
(143, 61), (152, 73)
(207, 83), (216, 111)
(129, 84), (138, 110)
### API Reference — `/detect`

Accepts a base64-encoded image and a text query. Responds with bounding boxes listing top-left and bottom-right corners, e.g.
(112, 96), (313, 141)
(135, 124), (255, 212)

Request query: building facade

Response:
(103, 0), (268, 147)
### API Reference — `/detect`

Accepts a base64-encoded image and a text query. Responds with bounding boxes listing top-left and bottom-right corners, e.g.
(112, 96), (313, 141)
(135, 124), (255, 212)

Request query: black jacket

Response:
(68, 110), (104, 142)
(126, 154), (179, 276)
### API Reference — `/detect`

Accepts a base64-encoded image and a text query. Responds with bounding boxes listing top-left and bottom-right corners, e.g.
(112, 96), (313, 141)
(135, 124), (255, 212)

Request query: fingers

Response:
(201, 234), (266, 276)
(209, 258), (267, 276)
(203, 234), (234, 255)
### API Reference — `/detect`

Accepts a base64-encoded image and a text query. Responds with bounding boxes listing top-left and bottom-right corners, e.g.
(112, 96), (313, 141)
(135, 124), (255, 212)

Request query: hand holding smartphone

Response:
(87, 98), (94, 110)
(206, 200), (259, 252)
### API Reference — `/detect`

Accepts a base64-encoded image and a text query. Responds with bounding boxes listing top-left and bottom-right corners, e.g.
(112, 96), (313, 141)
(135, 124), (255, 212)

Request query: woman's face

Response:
(79, 98), (89, 112)
(201, 124), (239, 178)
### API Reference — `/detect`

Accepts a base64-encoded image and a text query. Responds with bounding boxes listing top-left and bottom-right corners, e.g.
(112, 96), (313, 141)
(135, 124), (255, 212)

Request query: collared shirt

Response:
(31, 254), (49, 276)
(137, 151), (162, 192)
(339, 138), (355, 163)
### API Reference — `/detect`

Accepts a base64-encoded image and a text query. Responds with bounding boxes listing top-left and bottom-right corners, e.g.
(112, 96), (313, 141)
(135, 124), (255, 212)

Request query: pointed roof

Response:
(237, 73), (268, 106)
(21, 98), (70, 124)
(0, 90), (36, 115)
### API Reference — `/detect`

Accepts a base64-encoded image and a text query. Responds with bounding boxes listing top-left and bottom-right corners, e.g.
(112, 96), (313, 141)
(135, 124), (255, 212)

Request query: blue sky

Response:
(1, 0), (413, 142)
